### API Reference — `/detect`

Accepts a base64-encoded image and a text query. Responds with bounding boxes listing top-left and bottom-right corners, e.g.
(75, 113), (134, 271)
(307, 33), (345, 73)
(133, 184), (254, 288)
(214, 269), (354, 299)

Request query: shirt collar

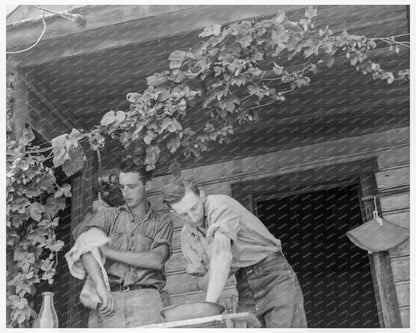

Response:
(119, 203), (154, 223)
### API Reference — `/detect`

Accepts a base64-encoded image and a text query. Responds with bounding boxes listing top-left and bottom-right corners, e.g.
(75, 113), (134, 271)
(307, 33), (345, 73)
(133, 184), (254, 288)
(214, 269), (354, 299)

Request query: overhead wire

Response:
(6, 11), (47, 54)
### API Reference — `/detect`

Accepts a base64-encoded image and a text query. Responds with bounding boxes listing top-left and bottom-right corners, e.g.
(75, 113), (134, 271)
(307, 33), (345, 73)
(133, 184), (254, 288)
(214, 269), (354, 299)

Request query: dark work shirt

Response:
(78, 205), (173, 290)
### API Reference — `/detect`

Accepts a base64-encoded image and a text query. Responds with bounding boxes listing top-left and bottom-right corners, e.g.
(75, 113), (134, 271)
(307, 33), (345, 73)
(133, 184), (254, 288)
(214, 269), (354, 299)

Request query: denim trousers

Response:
(235, 252), (307, 328)
(88, 288), (164, 327)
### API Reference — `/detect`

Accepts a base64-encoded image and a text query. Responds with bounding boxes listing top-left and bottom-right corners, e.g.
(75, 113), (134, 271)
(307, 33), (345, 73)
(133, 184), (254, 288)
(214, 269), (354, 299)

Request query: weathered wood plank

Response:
(399, 306), (410, 328)
(377, 145), (409, 169)
(389, 239), (409, 258)
(371, 252), (402, 327)
(9, 71), (28, 141)
(390, 256), (410, 283)
(376, 166), (409, 191)
(150, 128), (410, 192)
(26, 93), (68, 141)
(394, 282), (409, 308)
(380, 193), (410, 212)
(382, 210), (409, 229)
(8, 5), (305, 68)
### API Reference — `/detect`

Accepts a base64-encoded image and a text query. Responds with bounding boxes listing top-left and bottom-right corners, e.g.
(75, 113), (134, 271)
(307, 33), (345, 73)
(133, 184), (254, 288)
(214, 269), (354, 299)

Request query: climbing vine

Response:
(6, 128), (71, 327)
(6, 6), (409, 327)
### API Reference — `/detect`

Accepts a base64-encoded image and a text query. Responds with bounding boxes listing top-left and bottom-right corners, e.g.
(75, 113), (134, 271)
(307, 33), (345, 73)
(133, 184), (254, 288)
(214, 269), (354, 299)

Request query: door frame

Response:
(231, 158), (402, 328)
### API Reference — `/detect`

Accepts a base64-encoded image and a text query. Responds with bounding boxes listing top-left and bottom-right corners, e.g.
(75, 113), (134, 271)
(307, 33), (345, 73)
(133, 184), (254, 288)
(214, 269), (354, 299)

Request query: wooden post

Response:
(9, 70), (29, 142)
(68, 147), (94, 328)
(359, 172), (402, 328)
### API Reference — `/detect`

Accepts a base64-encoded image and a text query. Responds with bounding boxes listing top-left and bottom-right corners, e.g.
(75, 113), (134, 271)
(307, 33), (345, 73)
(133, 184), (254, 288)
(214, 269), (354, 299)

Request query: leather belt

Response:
(109, 283), (158, 292)
(237, 251), (285, 276)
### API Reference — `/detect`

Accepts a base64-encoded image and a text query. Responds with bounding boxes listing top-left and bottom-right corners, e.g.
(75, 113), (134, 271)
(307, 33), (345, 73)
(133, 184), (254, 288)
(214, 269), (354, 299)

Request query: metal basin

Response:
(161, 302), (225, 322)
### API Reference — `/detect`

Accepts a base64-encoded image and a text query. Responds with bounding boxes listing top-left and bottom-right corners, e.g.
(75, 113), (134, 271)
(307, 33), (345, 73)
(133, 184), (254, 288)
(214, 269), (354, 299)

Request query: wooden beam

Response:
(23, 73), (84, 131)
(7, 5), (407, 69)
(359, 173), (402, 328)
(10, 71), (29, 141)
(6, 5), (303, 68)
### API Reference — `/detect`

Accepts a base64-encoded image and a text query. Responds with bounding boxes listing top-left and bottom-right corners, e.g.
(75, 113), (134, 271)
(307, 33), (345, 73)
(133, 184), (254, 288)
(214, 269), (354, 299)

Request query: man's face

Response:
(118, 172), (146, 209)
(170, 189), (205, 226)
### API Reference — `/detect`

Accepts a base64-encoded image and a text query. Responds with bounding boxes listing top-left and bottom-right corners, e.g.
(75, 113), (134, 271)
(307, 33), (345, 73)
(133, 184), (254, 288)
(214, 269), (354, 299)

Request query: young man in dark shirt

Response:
(77, 159), (173, 327)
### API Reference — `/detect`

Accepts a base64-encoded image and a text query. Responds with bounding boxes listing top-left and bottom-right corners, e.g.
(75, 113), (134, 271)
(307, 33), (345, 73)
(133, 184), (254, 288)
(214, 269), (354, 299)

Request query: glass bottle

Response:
(32, 291), (59, 328)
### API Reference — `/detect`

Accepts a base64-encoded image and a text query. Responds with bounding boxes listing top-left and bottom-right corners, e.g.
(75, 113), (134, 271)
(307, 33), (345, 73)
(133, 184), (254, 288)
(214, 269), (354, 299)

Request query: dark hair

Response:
(118, 157), (152, 183)
(162, 178), (200, 207)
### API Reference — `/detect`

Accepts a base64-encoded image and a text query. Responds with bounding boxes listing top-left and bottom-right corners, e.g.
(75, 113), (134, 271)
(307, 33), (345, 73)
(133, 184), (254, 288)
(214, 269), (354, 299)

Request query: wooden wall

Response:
(149, 126), (410, 326)
(376, 146), (410, 327)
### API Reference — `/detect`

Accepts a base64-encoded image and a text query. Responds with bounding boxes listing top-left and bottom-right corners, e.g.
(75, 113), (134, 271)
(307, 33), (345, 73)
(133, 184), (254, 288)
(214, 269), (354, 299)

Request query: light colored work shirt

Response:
(181, 194), (281, 276)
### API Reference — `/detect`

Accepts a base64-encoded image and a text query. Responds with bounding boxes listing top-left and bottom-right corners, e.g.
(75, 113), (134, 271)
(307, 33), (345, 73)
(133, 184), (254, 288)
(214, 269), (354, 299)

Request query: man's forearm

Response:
(81, 252), (107, 290)
(205, 251), (232, 303)
(103, 247), (165, 271)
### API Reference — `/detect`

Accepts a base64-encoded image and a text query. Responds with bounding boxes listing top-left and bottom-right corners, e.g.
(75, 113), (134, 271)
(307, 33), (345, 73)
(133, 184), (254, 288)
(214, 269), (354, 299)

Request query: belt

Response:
(237, 251), (285, 276)
(109, 283), (158, 292)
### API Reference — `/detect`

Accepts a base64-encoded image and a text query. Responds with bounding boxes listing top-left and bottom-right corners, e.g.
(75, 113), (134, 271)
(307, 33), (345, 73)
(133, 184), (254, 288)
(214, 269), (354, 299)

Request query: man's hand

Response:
(96, 284), (116, 316)
(198, 272), (210, 292)
(99, 244), (111, 257)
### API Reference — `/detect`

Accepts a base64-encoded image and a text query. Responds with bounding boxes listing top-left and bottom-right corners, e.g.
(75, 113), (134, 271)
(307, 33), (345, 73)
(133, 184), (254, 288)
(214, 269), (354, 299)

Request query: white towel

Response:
(65, 227), (110, 309)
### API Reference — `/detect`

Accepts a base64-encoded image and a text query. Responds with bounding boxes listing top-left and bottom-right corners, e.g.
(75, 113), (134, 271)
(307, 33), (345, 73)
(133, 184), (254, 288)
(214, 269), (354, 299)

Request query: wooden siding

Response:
(375, 146), (410, 328)
(152, 127), (410, 327)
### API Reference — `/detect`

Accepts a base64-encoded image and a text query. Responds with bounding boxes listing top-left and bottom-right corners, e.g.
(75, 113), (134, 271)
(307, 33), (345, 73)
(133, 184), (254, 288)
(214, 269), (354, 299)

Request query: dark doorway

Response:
(255, 183), (380, 328)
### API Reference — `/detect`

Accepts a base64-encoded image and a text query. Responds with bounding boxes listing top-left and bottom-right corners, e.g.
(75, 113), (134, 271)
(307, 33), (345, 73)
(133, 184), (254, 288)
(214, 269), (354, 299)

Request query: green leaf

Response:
(178, 99), (187, 112)
(61, 184), (72, 198)
(54, 183), (71, 198)
(37, 175), (55, 194)
(273, 63), (284, 75)
(126, 92), (141, 103)
(168, 160), (182, 177)
(44, 196), (66, 218)
(10, 198), (30, 213)
(48, 240), (64, 252)
(143, 130), (156, 145)
(115, 110), (126, 124)
(199, 24), (222, 38)
(274, 10), (286, 24)
(21, 127), (35, 146)
(29, 202), (44, 222)
(305, 6), (317, 19)
(100, 110), (117, 126)
(51, 134), (70, 168)
(167, 136), (181, 153)
(169, 50), (186, 69)
(145, 145), (161, 171)
(62, 144), (85, 177)
(146, 73), (168, 87)
(157, 89), (170, 102)
(24, 186), (42, 198)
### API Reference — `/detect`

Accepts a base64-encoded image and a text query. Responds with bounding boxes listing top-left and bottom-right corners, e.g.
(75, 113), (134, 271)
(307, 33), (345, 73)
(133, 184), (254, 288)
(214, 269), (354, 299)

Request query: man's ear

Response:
(200, 190), (206, 202)
(145, 180), (152, 192)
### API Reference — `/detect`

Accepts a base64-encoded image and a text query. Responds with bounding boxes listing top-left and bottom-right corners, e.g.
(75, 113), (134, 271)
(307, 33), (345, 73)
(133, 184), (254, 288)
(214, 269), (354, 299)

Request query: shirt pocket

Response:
(130, 233), (154, 252)
(108, 232), (127, 251)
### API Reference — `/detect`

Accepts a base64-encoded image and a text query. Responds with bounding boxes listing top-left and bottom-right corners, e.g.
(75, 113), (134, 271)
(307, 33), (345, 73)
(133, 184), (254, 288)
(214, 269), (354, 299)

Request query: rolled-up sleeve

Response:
(73, 207), (115, 240)
(151, 216), (173, 259)
(206, 203), (241, 245)
(180, 226), (208, 277)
